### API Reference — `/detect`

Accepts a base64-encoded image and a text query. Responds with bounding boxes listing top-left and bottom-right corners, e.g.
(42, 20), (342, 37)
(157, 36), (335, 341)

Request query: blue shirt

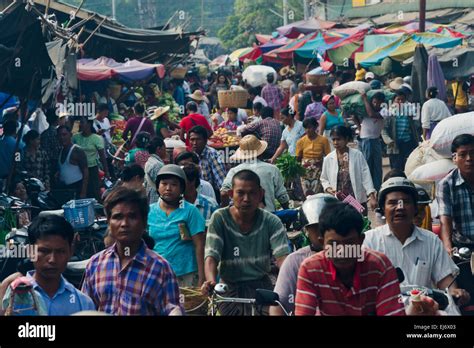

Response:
(396, 116), (411, 142)
(173, 86), (186, 110)
(148, 199), (206, 276)
(193, 194), (218, 222)
(281, 120), (305, 156)
(0, 136), (23, 178)
(8, 271), (96, 316)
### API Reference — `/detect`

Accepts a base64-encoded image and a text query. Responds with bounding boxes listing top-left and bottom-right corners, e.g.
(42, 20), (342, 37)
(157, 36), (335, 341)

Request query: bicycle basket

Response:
(63, 199), (97, 229)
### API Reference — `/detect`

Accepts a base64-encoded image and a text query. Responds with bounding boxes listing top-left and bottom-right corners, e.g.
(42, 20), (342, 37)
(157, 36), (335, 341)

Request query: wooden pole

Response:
(419, 0), (426, 32)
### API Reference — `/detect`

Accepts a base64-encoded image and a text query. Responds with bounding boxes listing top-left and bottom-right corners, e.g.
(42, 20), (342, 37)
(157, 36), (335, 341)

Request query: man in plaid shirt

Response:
(437, 134), (474, 253)
(81, 187), (182, 315)
(261, 73), (284, 119)
(189, 126), (227, 199)
(241, 106), (282, 160)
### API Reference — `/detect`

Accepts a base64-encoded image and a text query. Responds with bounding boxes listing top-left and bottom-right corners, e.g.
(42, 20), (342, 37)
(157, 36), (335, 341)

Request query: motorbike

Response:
(452, 246), (474, 315)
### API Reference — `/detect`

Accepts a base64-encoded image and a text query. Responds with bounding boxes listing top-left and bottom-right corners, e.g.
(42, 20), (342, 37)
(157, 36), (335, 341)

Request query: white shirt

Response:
(253, 96), (268, 107)
(360, 107), (388, 139)
(93, 118), (112, 144)
(320, 147), (375, 203)
(421, 98), (452, 129)
(364, 224), (459, 288)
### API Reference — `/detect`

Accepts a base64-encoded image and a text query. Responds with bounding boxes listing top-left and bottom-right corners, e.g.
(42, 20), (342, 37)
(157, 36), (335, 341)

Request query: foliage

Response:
(218, 0), (304, 51)
(276, 151), (306, 185)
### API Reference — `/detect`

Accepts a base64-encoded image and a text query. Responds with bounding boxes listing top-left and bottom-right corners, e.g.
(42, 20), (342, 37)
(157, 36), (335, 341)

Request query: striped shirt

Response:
(437, 168), (474, 244)
(193, 193), (218, 222)
(295, 248), (405, 316)
(395, 116), (411, 142)
(81, 241), (182, 316)
(205, 207), (290, 283)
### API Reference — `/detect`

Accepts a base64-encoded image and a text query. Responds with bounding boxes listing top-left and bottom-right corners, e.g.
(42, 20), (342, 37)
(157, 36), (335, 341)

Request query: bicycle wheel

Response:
(74, 231), (105, 260)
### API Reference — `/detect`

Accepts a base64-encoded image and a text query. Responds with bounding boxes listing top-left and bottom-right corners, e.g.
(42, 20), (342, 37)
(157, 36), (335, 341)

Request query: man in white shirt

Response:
(421, 87), (452, 140)
(359, 91), (388, 191)
(93, 103), (114, 146)
(364, 177), (470, 306)
(248, 87), (268, 107)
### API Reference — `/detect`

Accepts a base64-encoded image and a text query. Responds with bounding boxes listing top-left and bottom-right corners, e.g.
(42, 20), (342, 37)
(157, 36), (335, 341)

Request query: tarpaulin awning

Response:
(325, 30), (367, 66)
(229, 47), (253, 63)
(276, 18), (336, 39)
(357, 33), (463, 67)
(363, 34), (403, 53)
(209, 55), (229, 68)
(403, 46), (474, 80)
(77, 57), (165, 82)
(264, 33), (318, 65)
(260, 36), (290, 53)
(239, 47), (263, 63)
(255, 34), (272, 45)
(372, 21), (437, 35)
(294, 32), (348, 59)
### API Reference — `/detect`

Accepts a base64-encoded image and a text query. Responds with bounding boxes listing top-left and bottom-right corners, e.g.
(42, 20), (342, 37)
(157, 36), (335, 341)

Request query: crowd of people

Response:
(0, 63), (473, 316)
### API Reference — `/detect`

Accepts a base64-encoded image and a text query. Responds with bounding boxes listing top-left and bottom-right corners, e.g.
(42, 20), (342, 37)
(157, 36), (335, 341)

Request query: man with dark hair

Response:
(40, 109), (61, 186)
(144, 137), (167, 204)
(182, 163), (218, 221)
(56, 125), (89, 198)
(248, 87), (267, 107)
(437, 134), (474, 312)
(82, 187), (182, 315)
(179, 102), (213, 147)
(203, 169), (290, 315)
(365, 177), (470, 308)
(261, 73), (284, 120)
(382, 90), (419, 171)
(175, 150), (216, 201)
(437, 134), (474, 252)
(1, 215), (95, 315)
(295, 202), (406, 316)
(93, 103), (114, 146)
(122, 102), (155, 144)
(0, 120), (23, 191)
(187, 126), (226, 200)
(240, 106), (282, 159)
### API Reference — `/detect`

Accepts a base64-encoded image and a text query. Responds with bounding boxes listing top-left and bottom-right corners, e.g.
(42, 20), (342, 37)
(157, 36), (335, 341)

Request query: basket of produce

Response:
(306, 67), (329, 86)
(218, 90), (249, 108)
(209, 127), (241, 149)
(170, 67), (187, 79)
(180, 287), (209, 316)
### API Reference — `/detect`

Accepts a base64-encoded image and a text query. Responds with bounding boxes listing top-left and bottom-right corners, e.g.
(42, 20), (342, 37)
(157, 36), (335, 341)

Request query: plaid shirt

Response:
(241, 118), (282, 158)
(81, 241), (182, 316)
(21, 149), (50, 189)
(199, 146), (227, 192)
(40, 126), (61, 167)
(194, 193), (218, 221)
(261, 83), (284, 111)
(437, 169), (474, 244)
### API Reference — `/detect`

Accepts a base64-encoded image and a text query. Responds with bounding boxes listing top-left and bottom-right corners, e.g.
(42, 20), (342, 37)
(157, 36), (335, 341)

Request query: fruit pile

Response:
(209, 128), (240, 148)
(111, 120), (127, 144)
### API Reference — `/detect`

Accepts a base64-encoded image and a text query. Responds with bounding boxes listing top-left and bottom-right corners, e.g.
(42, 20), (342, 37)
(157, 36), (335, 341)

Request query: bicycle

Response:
(208, 283), (290, 316)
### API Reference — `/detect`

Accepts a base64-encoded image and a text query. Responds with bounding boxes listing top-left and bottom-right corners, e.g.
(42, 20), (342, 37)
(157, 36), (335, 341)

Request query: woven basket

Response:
(307, 74), (327, 86)
(180, 287), (209, 316)
(218, 90), (249, 108)
(170, 67), (187, 79)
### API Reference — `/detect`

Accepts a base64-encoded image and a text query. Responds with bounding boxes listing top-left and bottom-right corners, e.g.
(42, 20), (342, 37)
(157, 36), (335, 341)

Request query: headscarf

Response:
(322, 95), (341, 108)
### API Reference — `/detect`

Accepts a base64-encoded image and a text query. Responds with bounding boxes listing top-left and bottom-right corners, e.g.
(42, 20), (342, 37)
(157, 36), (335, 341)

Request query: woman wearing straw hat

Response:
(150, 106), (180, 139)
(189, 89), (211, 126)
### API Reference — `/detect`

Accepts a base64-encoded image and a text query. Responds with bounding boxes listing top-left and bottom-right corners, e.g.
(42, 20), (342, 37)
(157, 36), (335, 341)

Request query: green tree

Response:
(218, 0), (304, 51)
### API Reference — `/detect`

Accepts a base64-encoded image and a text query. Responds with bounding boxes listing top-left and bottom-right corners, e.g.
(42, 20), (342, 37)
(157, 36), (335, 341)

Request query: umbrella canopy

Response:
(427, 54), (447, 101)
(229, 47), (253, 63)
(77, 57), (165, 82)
(411, 44), (429, 104)
(277, 18), (336, 38)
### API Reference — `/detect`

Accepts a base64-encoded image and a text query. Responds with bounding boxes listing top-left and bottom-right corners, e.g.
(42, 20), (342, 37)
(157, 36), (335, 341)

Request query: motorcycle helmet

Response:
(414, 184), (432, 205)
(378, 177), (418, 214)
(299, 193), (338, 228)
(155, 164), (187, 193)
